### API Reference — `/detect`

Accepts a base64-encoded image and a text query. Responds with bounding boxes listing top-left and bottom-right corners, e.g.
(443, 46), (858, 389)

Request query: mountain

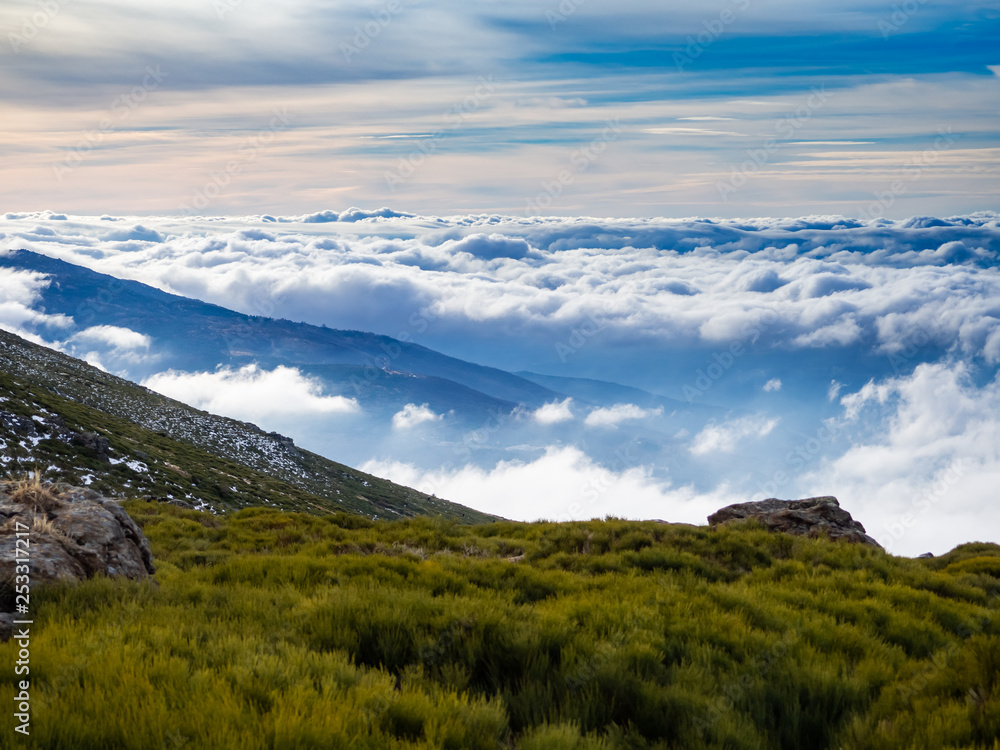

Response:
(0, 249), (561, 411)
(515, 371), (726, 415)
(0, 328), (495, 522)
(0, 247), (748, 493)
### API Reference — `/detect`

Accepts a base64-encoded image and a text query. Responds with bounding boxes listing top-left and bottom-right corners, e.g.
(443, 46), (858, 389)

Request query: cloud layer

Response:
(5, 213), (1000, 374)
(3, 212), (1000, 555)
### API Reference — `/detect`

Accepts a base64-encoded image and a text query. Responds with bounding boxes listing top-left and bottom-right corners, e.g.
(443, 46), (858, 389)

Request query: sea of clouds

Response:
(2, 209), (999, 555)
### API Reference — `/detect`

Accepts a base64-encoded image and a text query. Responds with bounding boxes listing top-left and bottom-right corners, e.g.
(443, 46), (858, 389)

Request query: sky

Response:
(2, 0), (999, 217)
(1, 2), (999, 554)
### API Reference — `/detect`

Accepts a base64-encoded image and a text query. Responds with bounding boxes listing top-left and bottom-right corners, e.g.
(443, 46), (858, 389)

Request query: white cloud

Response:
(69, 325), (150, 351)
(533, 398), (574, 425)
(6, 213), (1000, 557)
(392, 403), (442, 430)
(6, 213), (1000, 372)
(0, 268), (74, 339)
(143, 365), (360, 423)
(809, 362), (1000, 556)
(363, 446), (736, 524)
(828, 380), (844, 401)
(763, 378), (782, 392)
(690, 416), (779, 456)
(585, 403), (663, 427)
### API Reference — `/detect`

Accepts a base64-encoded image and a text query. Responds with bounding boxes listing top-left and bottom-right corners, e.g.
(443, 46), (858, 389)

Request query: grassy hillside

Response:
(0, 329), (494, 522)
(2, 503), (998, 749)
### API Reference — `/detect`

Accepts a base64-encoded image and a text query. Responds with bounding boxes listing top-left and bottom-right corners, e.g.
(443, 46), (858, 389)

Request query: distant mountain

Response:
(0, 249), (560, 412)
(1, 247), (745, 492)
(515, 371), (725, 416)
(0, 328), (495, 522)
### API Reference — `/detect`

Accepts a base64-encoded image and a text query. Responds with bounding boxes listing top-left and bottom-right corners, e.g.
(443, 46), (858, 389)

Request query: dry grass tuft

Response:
(6, 471), (65, 513)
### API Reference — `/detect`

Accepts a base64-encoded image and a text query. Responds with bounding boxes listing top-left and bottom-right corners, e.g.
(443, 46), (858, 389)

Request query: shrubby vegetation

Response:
(2, 503), (998, 749)
(0, 363), (490, 522)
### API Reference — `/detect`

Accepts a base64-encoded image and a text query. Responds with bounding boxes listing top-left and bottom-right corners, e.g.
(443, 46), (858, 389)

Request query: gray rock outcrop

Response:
(1, 480), (155, 638)
(708, 496), (883, 548)
(1, 410), (114, 462)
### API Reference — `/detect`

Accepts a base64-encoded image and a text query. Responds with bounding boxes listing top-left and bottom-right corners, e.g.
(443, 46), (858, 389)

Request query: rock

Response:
(708, 496), (883, 549)
(0, 411), (39, 436)
(71, 431), (112, 459)
(267, 431), (299, 454)
(0, 480), (155, 639)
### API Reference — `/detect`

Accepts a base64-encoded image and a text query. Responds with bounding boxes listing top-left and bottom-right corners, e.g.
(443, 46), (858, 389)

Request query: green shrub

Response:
(1, 501), (997, 749)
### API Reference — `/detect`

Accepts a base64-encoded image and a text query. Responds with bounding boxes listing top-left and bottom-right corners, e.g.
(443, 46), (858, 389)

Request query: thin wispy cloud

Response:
(0, 1), (996, 216)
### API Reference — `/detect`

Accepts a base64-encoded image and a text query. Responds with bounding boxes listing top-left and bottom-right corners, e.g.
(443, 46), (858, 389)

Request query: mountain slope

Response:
(0, 328), (494, 522)
(0, 249), (562, 408)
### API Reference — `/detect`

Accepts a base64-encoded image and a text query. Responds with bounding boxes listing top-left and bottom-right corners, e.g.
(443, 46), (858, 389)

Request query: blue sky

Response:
(2, 0), (998, 217)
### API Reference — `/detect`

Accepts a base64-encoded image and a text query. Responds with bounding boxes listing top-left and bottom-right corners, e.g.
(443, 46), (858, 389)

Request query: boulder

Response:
(708, 496), (883, 549)
(1, 480), (155, 638)
(71, 431), (113, 459)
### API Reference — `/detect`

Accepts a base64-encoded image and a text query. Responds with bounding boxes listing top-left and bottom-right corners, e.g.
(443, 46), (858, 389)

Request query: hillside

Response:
(0, 249), (560, 409)
(2, 501), (997, 749)
(0, 329), (494, 522)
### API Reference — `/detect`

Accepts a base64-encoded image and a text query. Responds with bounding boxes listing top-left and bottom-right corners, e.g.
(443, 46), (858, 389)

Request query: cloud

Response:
(533, 398), (574, 425)
(444, 234), (537, 261)
(585, 403), (663, 427)
(808, 362), (1000, 556)
(7, 212), (1000, 387)
(392, 403), (443, 430)
(763, 378), (782, 392)
(690, 416), (779, 456)
(828, 380), (844, 401)
(143, 365), (360, 424)
(0, 267), (74, 340)
(62, 324), (153, 370)
(6, 212), (1000, 556)
(363, 446), (736, 524)
(68, 325), (150, 351)
(299, 208), (413, 223)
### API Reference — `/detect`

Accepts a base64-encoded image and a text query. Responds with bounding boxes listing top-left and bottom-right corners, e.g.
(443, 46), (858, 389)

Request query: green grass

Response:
(1, 503), (998, 749)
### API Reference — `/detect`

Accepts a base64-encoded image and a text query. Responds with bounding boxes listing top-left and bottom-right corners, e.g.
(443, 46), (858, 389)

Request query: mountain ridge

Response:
(0, 248), (562, 408)
(0, 327), (495, 522)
